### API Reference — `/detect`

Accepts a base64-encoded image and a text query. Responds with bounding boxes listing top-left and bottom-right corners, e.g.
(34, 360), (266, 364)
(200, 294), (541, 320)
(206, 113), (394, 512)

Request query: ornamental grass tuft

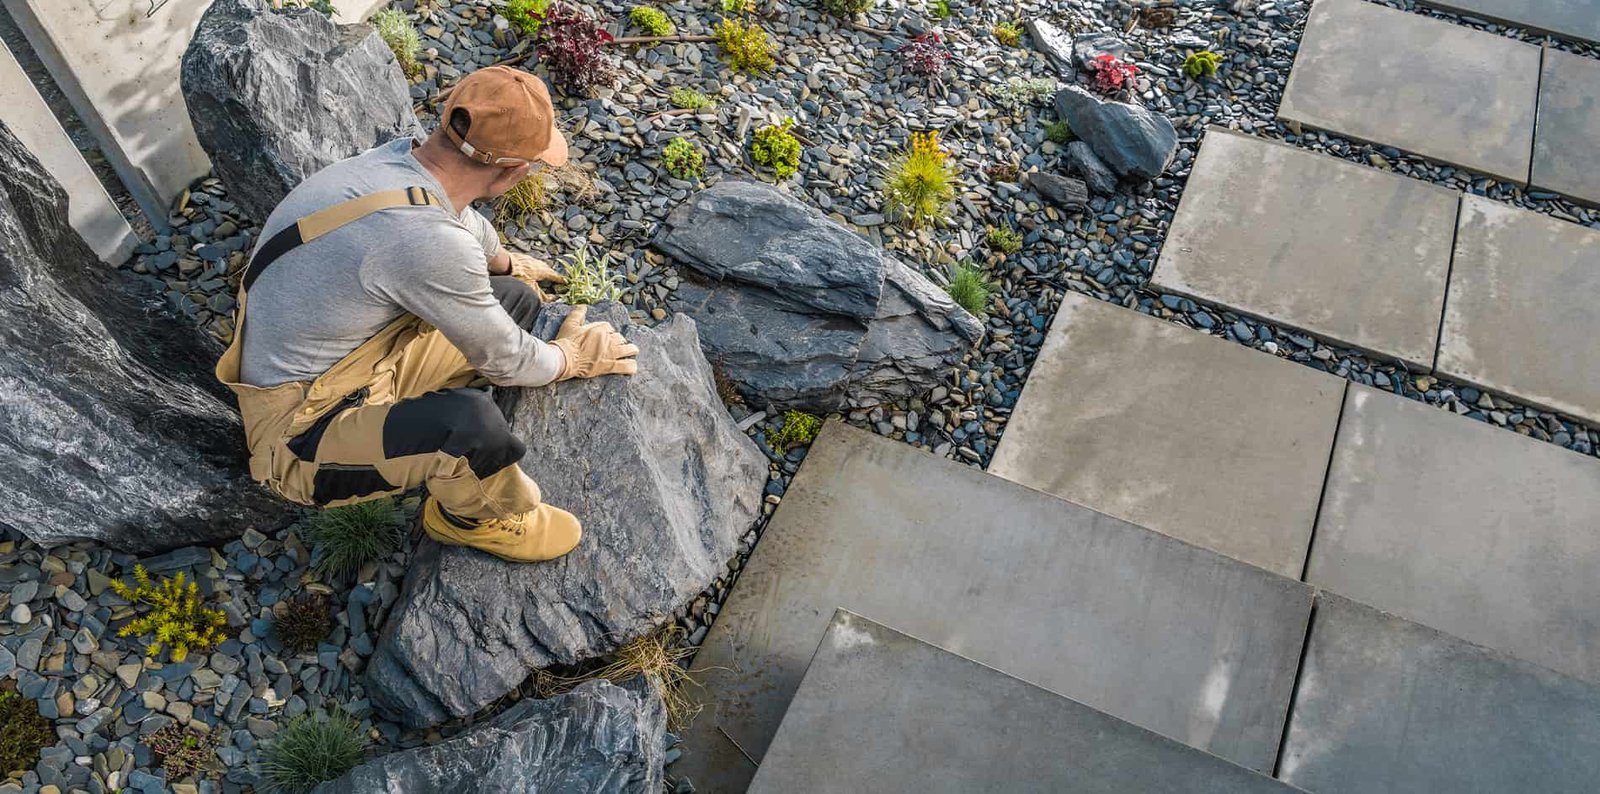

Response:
(986, 225), (1023, 255)
(535, 627), (704, 729)
(371, 9), (422, 77)
(303, 497), (405, 581)
(715, 17), (775, 73)
(1043, 119), (1074, 144)
(945, 261), (995, 317)
(111, 567), (227, 662)
(883, 130), (956, 228)
(258, 711), (368, 794)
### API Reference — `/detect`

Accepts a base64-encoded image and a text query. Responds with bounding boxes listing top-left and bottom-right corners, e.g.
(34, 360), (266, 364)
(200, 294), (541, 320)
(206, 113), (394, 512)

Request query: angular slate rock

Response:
(1054, 86), (1178, 182)
(655, 181), (982, 412)
(0, 120), (277, 552)
(1024, 172), (1089, 211)
(1025, 19), (1075, 75)
(1065, 140), (1119, 195)
(366, 304), (766, 728)
(1072, 32), (1129, 69)
(181, 0), (422, 223)
(315, 680), (666, 794)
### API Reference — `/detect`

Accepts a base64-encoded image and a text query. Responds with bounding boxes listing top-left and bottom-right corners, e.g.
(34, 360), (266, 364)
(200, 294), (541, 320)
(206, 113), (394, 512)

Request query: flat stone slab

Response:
(1436, 196), (1600, 426)
(1419, 0), (1600, 45)
(1307, 384), (1600, 685)
(1279, 593), (1600, 793)
(1531, 47), (1600, 207)
(678, 422), (1314, 791)
(1279, 0), (1541, 184)
(749, 610), (1299, 794)
(990, 292), (1345, 577)
(1150, 129), (1457, 368)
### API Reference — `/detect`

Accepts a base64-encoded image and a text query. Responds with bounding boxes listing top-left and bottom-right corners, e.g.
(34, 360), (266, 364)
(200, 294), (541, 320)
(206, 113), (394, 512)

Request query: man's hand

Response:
(550, 305), (639, 380)
(506, 251), (567, 301)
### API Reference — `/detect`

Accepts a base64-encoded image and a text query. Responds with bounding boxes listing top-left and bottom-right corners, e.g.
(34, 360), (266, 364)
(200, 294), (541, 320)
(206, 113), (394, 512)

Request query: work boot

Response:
(421, 497), (583, 562)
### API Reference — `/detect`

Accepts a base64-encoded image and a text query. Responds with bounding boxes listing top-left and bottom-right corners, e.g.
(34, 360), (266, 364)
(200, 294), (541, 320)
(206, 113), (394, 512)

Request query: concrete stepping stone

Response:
(1419, 0), (1600, 45)
(749, 610), (1300, 793)
(678, 422), (1314, 790)
(990, 291), (1345, 578)
(1279, 0), (1540, 184)
(1307, 384), (1600, 685)
(1531, 47), (1600, 207)
(1279, 593), (1600, 793)
(1151, 128), (1458, 368)
(1436, 196), (1600, 426)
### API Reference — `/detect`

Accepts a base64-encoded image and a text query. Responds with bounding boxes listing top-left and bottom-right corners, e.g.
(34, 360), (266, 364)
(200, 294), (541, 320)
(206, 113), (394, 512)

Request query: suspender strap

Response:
(241, 186), (441, 292)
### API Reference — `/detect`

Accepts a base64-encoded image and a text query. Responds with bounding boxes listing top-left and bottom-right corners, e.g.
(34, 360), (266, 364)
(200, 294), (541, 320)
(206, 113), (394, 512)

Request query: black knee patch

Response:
(490, 275), (542, 331)
(382, 388), (526, 478)
(311, 464), (394, 505)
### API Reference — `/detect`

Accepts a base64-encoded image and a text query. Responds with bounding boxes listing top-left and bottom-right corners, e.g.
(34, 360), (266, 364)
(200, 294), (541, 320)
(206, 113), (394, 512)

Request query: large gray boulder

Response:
(654, 181), (983, 413)
(181, 0), (421, 223)
(366, 304), (765, 728)
(0, 121), (277, 552)
(1053, 86), (1178, 182)
(314, 680), (666, 794)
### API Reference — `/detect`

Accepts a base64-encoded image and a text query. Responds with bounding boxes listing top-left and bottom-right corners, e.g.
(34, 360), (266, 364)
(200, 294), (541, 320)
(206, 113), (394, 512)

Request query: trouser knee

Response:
(490, 275), (542, 331)
(382, 387), (526, 480)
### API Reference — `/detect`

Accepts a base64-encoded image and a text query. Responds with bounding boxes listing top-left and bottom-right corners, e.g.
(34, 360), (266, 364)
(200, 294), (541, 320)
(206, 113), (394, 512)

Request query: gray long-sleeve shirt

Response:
(238, 138), (563, 388)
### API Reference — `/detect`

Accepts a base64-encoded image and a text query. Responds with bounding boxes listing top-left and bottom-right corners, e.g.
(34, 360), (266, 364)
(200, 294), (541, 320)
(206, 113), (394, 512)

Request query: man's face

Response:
(486, 161), (540, 199)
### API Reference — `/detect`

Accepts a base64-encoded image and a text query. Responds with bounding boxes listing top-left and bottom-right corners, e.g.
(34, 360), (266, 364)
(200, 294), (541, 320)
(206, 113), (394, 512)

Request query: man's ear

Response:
(486, 162), (535, 199)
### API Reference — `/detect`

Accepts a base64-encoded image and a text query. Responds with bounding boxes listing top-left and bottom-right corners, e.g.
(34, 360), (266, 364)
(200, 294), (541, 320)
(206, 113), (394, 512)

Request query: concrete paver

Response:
(1436, 195), (1600, 426)
(677, 422), (1314, 791)
(1531, 47), (1600, 207)
(749, 610), (1299, 794)
(1419, 0), (1600, 45)
(990, 291), (1345, 578)
(1151, 128), (1458, 368)
(1307, 384), (1600, 685)
(1279, 593), (1600, 793)
(1278, 0), (1541, 183)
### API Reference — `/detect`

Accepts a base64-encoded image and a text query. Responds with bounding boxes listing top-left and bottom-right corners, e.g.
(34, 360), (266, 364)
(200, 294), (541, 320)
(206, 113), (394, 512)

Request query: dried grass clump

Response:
(534, 627), (703, 728)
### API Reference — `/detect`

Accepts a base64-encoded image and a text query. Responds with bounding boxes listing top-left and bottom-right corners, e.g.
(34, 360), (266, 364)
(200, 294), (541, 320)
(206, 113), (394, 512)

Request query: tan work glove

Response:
(507, 251), (567, 301)
(551, 305), (640, 380)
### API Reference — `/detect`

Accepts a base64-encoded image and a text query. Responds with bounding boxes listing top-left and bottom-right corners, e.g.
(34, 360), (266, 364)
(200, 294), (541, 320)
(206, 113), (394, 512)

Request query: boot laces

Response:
(482, 516), (525, 536)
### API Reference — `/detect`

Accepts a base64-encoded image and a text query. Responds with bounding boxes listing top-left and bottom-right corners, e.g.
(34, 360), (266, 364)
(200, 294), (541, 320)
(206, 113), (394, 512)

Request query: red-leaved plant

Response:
(1089, 54), (1139, 96)
(900, 31), (952, 78)
(538, 3), (618, 94)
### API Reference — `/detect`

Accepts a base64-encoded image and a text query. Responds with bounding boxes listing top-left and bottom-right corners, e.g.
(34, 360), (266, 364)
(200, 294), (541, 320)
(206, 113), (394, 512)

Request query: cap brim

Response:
(538, 128), (570, 167)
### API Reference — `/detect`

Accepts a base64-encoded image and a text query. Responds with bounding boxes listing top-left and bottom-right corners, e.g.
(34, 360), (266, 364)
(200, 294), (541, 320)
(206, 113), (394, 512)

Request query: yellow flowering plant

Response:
(110, 566), (227, 663)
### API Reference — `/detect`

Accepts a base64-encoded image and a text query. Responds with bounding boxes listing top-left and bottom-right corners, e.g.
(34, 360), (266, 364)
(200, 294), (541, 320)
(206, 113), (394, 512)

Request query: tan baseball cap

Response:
(441, 66), (569, 167)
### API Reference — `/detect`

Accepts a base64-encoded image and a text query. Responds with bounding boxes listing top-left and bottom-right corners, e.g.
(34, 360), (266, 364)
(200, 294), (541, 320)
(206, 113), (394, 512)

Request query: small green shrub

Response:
(303, 498), (405, 581)
(280, 0), (336, 15)
(769, 410), (822, 450)
(715, 17), (775, 73)
(985, 162), (1019, 182)
(992, 21), (1021, 47)
(945, 261), (995, 317)
(986, 225), (1023, 254)
(1043, 119), (1074, 144)
(1182, 50), (1223, 79)
(928, 0), (951, 18)
(505, 0), (552, 34)
(628, 5), (675, 35)
(751, 118), (802, 181)
(259, 711), (368, 794)
(559, 244), (624, 305)
(992, 76), (1056, 111)
(0, 690), (53, 776)
(272, 595), (333, 654)
(821, 0), (874, 19)
(669, 87), (716, 110)
(112, 567), (227, 662)
(662, 138), (705, 180)
(722, 0), (753, 11)
(371, 9), (422, 77)
(147, 723), (225, 781)
(883, 131), (956, 229)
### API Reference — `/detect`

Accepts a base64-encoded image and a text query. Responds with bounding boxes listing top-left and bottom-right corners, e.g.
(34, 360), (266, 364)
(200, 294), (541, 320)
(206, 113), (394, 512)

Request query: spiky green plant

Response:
(303, 498), (405, 581)
(662, 138), (705, 180)
(111, 567), (227, 662)
(258, 711), (368, 794)
(769, 410), (822, 450)
(992, 21), (1021, 47)
(628, 5), (675, 35)
(669, 87), (716, 110)
(883, 131), (956, 229)
(751, 118), (802, 181)
(1043, 120), (1074, 144)
(371, 9), (422, 77)
(945, 261), (995, 317)
(559, 244), (623, 305)
(1183, 50), (1224, 79)
(986, 225), (1023, 255)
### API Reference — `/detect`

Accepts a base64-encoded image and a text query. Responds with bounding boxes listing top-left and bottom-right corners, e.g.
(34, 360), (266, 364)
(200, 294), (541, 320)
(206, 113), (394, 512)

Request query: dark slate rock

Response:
(654, 181), (983, 413)
(181, 0), (422, 223)
(318, 680), (665, 794)
(1053, 86), (1178, 182)
(0, 120), (276, 553)
(1024, 172), (1090, 211)
(1025, 19), (1075, 75)
(1065, 141), (1119, 195)
(1072, 32), (1129, 69)
(366, 305), (765, 728)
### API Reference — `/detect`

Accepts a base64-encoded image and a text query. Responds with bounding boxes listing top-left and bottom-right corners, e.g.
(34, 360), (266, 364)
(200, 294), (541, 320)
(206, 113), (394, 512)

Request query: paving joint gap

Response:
(1271, 596), (1320, 781)
(1526, 44), (1546, 187)
(1299, 380), (1350, 583)
(1429, 195), (1465, 374)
